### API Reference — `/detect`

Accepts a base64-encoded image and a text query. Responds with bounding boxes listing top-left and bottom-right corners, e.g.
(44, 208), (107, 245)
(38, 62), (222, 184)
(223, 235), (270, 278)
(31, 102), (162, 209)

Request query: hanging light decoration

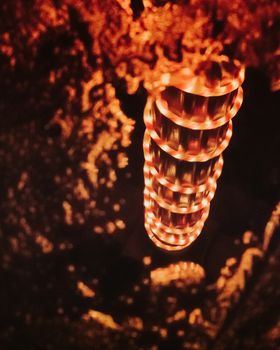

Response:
(143, 57), (245, 251)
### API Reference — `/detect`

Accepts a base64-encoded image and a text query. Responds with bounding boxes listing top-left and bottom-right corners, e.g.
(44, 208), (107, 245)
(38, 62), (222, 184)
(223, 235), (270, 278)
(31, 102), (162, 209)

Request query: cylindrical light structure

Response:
(143, 57), (245, 251)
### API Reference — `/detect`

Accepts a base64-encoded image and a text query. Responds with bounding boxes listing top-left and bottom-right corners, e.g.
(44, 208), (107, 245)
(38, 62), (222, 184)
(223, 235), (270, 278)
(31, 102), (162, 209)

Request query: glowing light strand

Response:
(143, 59), (244, 251)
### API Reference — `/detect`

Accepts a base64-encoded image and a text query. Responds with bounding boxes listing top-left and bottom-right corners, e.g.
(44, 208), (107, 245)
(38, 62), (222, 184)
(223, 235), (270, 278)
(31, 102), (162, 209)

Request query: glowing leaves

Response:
(77, 281), (96, 298)
(80, 83), (134, 192)
(17, 171), (28, 191)
(150, 262), (205, 288)
(82, 309), (122, 331)
(35, 234), (54, 254)
(74, 179), (90, 201)
(62, 201), (73, 225)
(117, 152), (129, 169)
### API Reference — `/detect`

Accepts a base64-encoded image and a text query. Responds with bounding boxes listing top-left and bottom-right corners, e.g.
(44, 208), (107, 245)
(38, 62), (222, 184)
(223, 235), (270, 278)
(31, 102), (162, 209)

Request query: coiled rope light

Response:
(143, 57), (245, 251)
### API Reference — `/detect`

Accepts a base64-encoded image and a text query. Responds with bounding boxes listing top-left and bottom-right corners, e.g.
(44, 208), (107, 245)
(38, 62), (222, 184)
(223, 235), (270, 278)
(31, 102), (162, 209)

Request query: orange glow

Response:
(82, 309), (122, 331)
(150, 261), (205, 287)
(0, 1), (279, 348)
(77, 281), (96, 298)
(144, 58), (244, 250)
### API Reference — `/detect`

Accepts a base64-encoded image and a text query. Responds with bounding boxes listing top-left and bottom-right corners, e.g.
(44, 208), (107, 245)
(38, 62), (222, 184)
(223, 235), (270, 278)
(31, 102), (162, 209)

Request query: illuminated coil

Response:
(160, 57), (245, 96)
(157, 86), (243, 130)
(144, 99), (233, 162)
(144, 203), (209, 249)
(143, 130), (224, 194)
(145, 216), (201, 250)
(144, 187), (209, 232)
(143, 59), (244, 251)
(144, 205), (210, 235)
(144, 165), (216, 214)
(145, 222), (194, 250)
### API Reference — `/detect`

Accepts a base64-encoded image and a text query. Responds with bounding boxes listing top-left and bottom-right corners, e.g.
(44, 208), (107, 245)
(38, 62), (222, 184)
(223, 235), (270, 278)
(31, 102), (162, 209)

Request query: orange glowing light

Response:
(143, 57), (244, 251)
(150, 261), (205, 287)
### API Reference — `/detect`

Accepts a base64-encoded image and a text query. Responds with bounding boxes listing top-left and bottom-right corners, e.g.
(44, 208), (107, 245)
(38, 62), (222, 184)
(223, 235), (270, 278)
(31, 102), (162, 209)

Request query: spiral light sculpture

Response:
(143, 57), (245, 251)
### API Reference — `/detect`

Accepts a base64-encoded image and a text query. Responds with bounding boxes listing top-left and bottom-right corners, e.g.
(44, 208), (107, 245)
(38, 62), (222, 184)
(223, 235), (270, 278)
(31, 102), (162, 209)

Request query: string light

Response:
(143, 57), (245, 251)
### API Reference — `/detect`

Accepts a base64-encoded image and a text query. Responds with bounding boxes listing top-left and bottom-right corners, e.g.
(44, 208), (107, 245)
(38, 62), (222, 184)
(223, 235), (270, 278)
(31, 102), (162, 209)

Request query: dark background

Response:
(0, 3), (279, 343)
